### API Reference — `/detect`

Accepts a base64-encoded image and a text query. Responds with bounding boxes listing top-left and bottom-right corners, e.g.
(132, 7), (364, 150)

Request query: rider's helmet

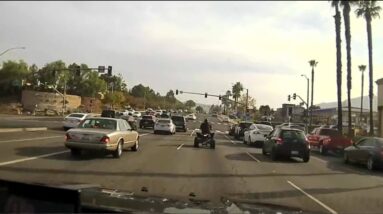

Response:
(204, 119), (208, 123)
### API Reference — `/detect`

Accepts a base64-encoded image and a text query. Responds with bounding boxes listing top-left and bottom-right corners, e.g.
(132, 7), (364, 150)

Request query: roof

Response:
(87, 117), (120, 121)
(376, 78), (383, 85)
(277, 126), (304, 132)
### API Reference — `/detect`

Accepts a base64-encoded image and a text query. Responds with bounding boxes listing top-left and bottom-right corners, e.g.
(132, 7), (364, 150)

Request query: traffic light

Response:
(288, 95), (291, 101)
(293, 93), (296, 100)
(205, 93), (208, 98)
(98, 66), (105, 73)
(219, 95), (221, 100)
(107, 66), (112, 76)
(75, 65), (81, 76)
(176, 89), (179, 95)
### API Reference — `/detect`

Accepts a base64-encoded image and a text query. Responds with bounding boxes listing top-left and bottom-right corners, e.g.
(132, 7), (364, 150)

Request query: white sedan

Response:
(243, 123), (273, 147)
(154, 119), (176, 135)
(132, 111), (141, 118)
(186, 114), (197, 120)
(63, 113), (90, 130)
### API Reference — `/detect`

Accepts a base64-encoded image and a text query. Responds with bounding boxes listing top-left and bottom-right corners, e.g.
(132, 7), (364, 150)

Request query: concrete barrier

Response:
(0, 127), (48, 133)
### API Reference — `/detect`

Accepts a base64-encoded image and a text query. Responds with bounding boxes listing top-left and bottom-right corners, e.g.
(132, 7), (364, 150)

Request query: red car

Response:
(306, 128), (352, 155)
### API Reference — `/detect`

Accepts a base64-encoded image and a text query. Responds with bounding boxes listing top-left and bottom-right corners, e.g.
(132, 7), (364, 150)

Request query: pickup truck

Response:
(306, 128), (352, 155)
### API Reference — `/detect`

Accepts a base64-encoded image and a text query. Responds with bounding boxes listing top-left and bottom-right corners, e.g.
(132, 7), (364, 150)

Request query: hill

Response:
(317, 95), (378, 111)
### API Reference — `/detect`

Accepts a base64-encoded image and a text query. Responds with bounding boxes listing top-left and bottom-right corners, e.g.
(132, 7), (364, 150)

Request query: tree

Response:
(0, 60), (30, 96)
(259, 105), (271, 116)
(184, 100), (196, 109)
(358, 65), (367, 119)
(331, 0), (343, 135)
(195, 106), (204, 113)
(355, 0), (381, 136)
(103, 91), (126, 108)
(80, 71), (107, 97)
(341, 0), (355, 137)
(231, 82), (243, 110)
(38, 60), (67, 89)
(238, 94), (256, 113)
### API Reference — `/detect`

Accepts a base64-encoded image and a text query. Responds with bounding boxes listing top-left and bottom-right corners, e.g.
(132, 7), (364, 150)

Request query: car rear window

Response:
(239, 123), (252, 129)
(280, 130), (305, 141)
(256, 124), (273, 131)
(80, 119), (117, 130)
(68, 113), (85, 118)
(142, 116), (153, 120)
(157, 119), (170, 124)
(171, 116), (184, 122)
(319, 129), (341, 136)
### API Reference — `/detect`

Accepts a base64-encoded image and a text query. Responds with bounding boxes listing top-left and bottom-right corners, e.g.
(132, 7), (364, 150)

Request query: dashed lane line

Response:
(246, 152), (261, 162)
(287, 180), (338, 214)
(311, 156), (327, 164)
(0, 151), (69, 167)
(139, 133), (150, 137)
(176, 144), (184, 150)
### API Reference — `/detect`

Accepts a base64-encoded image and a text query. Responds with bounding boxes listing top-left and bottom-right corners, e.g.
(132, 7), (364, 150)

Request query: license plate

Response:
(291, 151), (299, 155)
(82, 136), (90, 141)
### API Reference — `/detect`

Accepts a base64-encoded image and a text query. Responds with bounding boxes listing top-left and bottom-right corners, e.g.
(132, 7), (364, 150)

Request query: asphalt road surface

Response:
(0, 115), (383, 213)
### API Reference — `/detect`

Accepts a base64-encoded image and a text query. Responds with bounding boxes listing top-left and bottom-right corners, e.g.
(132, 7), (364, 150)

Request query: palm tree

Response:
(358, 65), (366, 121)
(331, 0), (343, 135)
(356, 0), (381, 136)
(340, 0), (354, 137)
(232, 82), (243, 111)
(308, 60), (318, 128)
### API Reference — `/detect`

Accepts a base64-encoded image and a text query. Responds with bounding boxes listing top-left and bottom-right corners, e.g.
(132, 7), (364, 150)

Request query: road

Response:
(0, 114), (383, 213)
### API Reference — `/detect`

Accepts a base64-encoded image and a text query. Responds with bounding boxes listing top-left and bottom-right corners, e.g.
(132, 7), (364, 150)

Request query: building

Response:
(274, 104), (306, 123)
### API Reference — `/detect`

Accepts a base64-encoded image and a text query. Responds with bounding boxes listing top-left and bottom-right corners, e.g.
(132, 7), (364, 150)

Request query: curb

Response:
(0, 127), (48, 133)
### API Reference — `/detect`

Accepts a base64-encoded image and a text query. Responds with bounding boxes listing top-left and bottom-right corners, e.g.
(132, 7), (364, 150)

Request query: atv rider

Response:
(200, 119), (213, 138)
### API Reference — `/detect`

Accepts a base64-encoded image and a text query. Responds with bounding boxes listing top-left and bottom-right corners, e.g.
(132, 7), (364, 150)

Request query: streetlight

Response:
(40, 82), (66, 117)
(308, 60), (318, 128)
(0, 46), (26, 57)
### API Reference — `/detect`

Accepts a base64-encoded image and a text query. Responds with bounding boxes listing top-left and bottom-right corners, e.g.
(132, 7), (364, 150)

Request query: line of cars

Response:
(229, 121), (383, 170)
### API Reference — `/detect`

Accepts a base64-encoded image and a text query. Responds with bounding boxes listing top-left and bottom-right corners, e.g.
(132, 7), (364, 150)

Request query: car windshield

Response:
(2, 2), (382, 213)
(79, 119), (117, 130)
(67, 114), (85, 118)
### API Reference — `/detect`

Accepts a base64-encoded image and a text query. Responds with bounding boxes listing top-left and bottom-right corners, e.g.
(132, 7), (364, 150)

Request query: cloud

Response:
(0, 1), (382, 109)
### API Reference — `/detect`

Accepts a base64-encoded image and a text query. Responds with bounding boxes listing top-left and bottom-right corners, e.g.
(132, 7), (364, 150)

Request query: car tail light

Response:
(65, 133), (71, 141)
(100, 136), (110, 144)
(276, 137), (283, 145)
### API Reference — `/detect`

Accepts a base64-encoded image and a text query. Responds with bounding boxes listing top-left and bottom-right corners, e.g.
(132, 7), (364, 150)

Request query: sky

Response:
(0, 1), (382, 109)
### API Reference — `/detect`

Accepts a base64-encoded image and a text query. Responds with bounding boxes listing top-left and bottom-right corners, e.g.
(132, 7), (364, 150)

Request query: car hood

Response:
(50, 183), (305, 214)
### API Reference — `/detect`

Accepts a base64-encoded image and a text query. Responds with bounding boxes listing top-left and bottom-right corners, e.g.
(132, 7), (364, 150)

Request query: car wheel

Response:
(194, 138), (199, 148)
(243, 136), (247, 144)
(367, 156), (376, 171)
(302, 154), (310, 163)
(271, 149), (278, 161)
(70, 148), (81, 157)
(131, 138), (139, 152)
(64, 127), (69, 131)
(248, 137), (252, 145)
(343, 152), (349, 164)
(154, 130), (157, 134)
(319, 144), (327, 155)
(113, 141), (123, 158)
(210, 140), (215, 149)
(262, 147), (267, 155)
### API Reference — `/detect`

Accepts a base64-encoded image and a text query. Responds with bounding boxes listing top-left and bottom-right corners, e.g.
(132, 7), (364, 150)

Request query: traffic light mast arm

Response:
(177, 89), (248, 107)
(295, 94), (308, 108)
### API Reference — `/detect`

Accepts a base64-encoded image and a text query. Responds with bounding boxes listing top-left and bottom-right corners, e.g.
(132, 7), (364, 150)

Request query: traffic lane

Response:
(229, 139), (383, 214)
(0, 130), (319, 212)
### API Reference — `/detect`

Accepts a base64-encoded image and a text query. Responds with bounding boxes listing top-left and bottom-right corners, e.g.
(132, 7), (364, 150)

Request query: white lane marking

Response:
(139, 133), (150, 137)
(287, 180), (338, 214)
(0, 151), (69, 167)
(0, 136), (63, 144)
(217, 123), (222, 125)
(311, 156), (327, 164)
(246, 152), (261, 162)
(224, 135), (236, 144)
(177, 144), (184, 150)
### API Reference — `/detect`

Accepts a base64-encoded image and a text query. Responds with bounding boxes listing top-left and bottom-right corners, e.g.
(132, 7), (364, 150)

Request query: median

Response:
(0, 127), (48, 133)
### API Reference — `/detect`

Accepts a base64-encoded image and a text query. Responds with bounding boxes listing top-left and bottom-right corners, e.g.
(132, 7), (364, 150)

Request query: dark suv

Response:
(262, 127), (310, 162)
(171, 115), (187, 132)
(139, 115), (156, 129)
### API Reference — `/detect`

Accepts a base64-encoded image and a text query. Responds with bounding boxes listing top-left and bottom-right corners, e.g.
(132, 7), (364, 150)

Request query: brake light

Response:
(100, 136), (110, 144)
(276, 138), (283, 145)
(65, 133), (71, 141)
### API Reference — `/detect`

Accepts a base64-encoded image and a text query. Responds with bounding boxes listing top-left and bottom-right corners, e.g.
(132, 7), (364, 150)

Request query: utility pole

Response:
(246, 89), (249, 113)
(309, 60), (318, 129)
